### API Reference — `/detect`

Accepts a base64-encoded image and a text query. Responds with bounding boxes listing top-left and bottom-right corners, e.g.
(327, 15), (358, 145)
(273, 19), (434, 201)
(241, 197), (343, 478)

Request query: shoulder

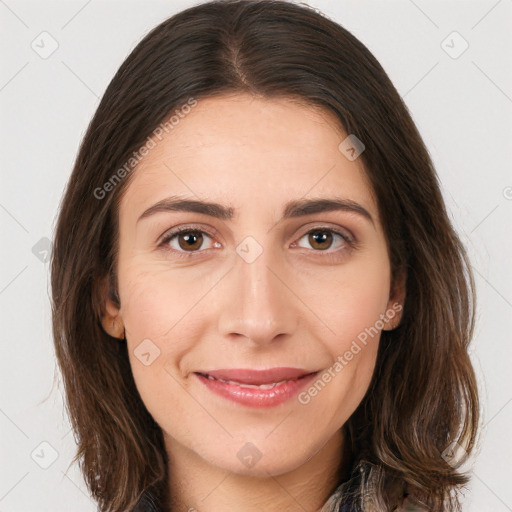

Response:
(130, 490), (161, 512)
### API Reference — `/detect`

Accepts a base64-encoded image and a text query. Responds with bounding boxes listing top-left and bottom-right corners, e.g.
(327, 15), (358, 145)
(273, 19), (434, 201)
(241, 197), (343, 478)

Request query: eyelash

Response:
(158, 224), (356, 262)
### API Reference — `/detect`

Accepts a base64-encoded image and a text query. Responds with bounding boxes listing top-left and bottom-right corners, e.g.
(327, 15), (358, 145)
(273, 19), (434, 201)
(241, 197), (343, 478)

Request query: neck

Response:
(164, 428), (349, 512)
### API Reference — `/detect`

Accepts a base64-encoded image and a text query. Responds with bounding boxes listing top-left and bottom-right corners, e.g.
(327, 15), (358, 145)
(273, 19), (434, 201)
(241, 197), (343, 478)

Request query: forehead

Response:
(120, 93), (378, 222)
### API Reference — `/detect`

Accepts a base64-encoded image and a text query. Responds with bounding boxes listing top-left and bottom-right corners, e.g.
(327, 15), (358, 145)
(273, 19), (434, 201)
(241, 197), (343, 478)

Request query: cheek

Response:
(117, 259), (223, 402)
(297, 288), (386, 428)
(118, 258), (208, 340)
(116, 265), (186, 389)
(328, 280), (389, 348)
(304, 253), (390, 406)
(302, 249), (391, 348)
(118, 244), (390, 424)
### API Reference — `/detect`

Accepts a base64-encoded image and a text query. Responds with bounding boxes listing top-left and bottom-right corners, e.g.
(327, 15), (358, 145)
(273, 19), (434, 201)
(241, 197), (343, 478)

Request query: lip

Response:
(204, 367), (313, 384)
(194, 367), (319, 407)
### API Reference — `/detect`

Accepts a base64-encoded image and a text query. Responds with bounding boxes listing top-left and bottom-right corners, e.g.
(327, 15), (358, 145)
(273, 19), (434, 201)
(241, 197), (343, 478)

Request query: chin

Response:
(219, 455), (304, 478)
(204, 438), (318, 478)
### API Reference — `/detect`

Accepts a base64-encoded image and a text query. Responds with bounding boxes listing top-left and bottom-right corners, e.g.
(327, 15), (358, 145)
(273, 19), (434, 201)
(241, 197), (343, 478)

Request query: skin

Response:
(102, 93), (405, 512)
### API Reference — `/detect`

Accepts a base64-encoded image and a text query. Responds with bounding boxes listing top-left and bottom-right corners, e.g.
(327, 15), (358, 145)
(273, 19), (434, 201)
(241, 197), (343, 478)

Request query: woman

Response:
(50, 1), (479, 511)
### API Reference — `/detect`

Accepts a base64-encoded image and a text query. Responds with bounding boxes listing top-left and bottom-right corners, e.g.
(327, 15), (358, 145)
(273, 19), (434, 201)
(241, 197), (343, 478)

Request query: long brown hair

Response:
(50, 1), (479, 510)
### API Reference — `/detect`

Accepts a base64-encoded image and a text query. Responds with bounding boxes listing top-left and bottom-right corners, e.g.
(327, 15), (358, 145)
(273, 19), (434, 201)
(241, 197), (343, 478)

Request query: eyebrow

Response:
(137, 196), (374, 226)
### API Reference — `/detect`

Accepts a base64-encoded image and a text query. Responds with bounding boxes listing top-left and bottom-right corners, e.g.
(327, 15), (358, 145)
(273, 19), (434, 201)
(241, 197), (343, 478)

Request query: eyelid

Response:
(295, 223), (355, 244)
(157, 223), (218, 246)
(157, 222), (356, 257)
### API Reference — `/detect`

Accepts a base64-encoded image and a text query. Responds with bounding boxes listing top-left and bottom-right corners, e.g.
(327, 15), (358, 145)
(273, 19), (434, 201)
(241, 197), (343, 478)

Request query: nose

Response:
(215, 244), (299, 347)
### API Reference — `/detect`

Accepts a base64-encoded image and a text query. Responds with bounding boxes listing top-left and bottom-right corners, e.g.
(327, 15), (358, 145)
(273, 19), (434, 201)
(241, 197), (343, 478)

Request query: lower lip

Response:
(195, 372), (318, 407)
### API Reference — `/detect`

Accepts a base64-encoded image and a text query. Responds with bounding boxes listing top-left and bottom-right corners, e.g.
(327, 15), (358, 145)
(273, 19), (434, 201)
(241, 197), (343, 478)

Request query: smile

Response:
(194, 367), (319, 407)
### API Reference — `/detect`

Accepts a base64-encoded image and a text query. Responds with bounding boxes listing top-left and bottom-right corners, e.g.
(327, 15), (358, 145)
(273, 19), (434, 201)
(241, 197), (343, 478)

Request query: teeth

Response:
(207, 375), (289, 388)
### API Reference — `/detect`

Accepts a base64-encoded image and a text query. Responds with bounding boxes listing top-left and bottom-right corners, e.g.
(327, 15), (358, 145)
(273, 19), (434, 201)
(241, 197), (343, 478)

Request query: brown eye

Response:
(177, 231), (204, 251)
(294, 228), (351, 252)
(308, 230), (334, 250)
(161, 228), (215, 254)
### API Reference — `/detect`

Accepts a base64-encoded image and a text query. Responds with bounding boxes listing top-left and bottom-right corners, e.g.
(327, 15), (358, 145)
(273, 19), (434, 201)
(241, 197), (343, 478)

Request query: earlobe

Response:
(98, 277), (125, 339)
(383, 269), (406, 331)
(101, 300), (125, 339)
(382, 304), (403, 331)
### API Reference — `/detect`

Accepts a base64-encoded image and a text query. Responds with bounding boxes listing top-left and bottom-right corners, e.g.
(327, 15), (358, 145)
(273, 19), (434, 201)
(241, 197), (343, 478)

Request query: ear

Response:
(382, 268), (406, 331)
(97, 275), (125, 339)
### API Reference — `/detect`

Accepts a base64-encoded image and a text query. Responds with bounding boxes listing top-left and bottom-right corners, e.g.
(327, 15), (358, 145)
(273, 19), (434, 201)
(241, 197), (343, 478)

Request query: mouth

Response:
(193, 367), (319, 407)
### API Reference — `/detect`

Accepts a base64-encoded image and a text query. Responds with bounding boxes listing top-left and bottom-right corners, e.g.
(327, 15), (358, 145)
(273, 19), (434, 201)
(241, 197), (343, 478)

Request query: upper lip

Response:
(196, 367), (317, 385)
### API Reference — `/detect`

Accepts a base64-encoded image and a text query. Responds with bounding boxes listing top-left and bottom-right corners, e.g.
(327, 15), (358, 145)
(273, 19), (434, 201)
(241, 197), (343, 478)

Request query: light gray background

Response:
(1, 0), (511, 510)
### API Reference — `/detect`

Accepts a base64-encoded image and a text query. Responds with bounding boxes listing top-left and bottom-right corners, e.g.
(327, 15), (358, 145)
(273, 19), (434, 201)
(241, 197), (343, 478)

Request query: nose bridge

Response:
(216, 237), (297, 344)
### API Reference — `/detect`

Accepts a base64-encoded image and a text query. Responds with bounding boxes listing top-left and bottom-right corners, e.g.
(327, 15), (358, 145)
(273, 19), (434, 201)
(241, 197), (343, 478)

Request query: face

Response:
(103, 93), (404, 477)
